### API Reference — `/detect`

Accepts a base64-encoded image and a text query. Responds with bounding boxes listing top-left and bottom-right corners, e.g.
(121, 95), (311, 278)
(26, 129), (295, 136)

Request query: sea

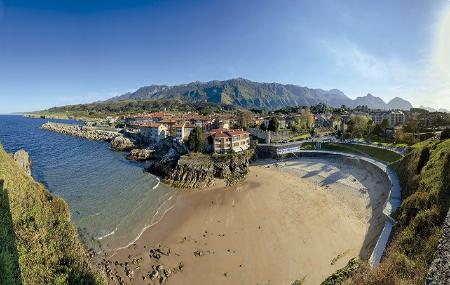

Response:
(0, 115), (176, 252)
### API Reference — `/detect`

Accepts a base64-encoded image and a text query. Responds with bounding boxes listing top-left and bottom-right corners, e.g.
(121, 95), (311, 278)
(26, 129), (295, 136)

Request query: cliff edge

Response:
(0, 146), (105, 285)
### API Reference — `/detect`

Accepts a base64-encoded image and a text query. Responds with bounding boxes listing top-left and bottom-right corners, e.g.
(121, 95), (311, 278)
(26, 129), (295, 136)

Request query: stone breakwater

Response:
(426, 209), (450, 285)
(42, 122), (118, 142)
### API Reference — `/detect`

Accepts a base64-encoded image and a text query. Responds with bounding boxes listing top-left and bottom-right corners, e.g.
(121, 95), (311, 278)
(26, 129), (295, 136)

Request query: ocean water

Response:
(0, 115), (175, 252)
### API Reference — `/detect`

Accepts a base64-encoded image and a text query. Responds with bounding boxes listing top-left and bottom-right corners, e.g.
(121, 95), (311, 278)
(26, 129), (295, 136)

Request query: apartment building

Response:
(207, 129), (250, 153)
(369, 110), (406, 127)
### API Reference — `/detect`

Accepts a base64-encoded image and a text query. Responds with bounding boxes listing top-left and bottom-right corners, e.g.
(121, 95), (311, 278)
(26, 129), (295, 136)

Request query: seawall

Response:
(255, 145), (401, 267)
(42, 122), (119, 141)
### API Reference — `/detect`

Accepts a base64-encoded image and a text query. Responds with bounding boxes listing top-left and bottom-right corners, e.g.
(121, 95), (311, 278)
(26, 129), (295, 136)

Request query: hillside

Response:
(0, 146), (105, 284)
(348, 138), (450, 284)
(106, 78), (413, 110)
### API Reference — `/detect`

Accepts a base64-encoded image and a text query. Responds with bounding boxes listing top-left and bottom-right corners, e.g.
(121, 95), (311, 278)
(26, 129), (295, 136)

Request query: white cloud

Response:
(321, 37), (450, 110)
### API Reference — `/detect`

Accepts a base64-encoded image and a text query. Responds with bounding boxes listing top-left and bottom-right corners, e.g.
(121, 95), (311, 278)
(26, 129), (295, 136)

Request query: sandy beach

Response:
(104, 157), (389, 285)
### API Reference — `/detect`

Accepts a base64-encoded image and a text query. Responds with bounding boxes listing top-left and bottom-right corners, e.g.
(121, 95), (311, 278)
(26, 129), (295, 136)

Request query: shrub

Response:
(440, 127), (450, 140)
(187, 126), (204, 152)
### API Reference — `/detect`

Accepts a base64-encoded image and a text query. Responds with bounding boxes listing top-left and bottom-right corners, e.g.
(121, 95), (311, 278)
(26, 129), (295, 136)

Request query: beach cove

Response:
(105, 157), (390, 285)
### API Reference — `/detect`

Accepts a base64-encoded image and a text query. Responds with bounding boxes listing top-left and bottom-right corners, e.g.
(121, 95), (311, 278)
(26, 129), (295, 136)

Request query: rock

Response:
(111, 136), (135, 151)
(13, 149), (32, 175)
(194, 250), (204, 257)
(41, 122), (117, 141)
(426, 209), (450, 284)
(149, 270), (159, 280)
(128, 148), (152, 161)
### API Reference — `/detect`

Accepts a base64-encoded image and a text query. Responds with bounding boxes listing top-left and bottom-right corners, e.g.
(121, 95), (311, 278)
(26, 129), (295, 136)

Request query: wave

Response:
(96, 227), (118, 240)
(152, 177), (160, 189)
(114, 194), (176, 251)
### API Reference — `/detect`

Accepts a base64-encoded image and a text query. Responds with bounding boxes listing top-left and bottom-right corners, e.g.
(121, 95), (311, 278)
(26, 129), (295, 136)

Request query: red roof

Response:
(209, 128), (249, 138)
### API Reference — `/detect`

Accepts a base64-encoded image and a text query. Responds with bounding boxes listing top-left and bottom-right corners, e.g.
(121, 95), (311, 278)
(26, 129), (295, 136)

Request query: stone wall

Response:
(426, 209), (450, 285)
(42, 122), (119, 141)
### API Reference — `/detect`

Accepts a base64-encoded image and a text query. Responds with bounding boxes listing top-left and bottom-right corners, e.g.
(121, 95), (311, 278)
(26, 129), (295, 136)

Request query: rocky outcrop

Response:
(146, 138), (188, 179)
(13, 149), (32, 175)
(42, 122), (118, 141)
(127, 149), (153, 161)
(426, 209), (450, 285)
(152, 138), (189, 160)
(165, 154), (215, 188)
(213, 152), (251, 185)
(148, 147), (254, 189)
(110, 136), (135, 151)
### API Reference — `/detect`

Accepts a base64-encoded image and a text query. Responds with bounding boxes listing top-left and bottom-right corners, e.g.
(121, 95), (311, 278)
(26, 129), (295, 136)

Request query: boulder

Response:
(13, 149), (32, 175)
(128, 149), (152, 161)
(111, 136), (135, 151)
(152, 138), (188, 160)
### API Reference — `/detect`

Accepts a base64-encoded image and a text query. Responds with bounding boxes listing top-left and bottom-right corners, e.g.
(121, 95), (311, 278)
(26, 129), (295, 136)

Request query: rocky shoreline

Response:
(42, 121), (119, 142)
(42, 122), (253, 190)
(146, 139), (253, 188)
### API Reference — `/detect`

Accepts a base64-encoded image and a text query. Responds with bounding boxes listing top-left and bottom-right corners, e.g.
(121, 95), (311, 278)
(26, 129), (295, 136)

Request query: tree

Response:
(187, 127), (204, 152)
(394, 128), (405, 143)
(441, 128), (450, 140)
(267, 117), (279, 132)
(347, 115), (370, 138)
(403, 119), (418, 134)
(371, 123), (383, 137)
(236, 110), (253, 130)
(380, 118), (389, 137)
(259, 123), (267, 131)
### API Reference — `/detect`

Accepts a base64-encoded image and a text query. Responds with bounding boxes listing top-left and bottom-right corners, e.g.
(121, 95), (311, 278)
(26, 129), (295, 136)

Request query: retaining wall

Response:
(254, 146), (401, 267)
(425, 209), (450, 285)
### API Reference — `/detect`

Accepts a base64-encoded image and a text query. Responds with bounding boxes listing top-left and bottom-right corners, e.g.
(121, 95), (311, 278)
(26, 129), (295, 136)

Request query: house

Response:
(207, 129), (250, 153)
(369, 110), (405, 127)
(173, 122), (195, 143)
(137, 122), (169, 143)
(263, 116), (287, 129)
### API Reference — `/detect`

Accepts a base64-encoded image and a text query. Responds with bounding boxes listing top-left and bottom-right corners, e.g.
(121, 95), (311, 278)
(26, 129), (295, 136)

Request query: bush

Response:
(187, 126), (204, 152)
(440, 127), (450, 140)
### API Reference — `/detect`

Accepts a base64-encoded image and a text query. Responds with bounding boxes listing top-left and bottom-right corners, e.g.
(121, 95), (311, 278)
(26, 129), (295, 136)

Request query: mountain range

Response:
(107, 78), (413, 110)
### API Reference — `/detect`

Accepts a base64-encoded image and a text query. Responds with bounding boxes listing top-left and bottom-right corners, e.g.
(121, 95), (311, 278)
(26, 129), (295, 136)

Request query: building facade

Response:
(207, 129), (250, 153)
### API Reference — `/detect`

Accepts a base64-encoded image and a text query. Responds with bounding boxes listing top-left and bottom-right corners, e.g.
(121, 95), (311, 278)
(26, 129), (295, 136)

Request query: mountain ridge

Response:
(107, 78), (413, 110)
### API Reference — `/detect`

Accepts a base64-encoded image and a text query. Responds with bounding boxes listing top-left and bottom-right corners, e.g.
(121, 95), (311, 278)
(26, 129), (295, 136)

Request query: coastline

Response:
(103, 158), (390, 285)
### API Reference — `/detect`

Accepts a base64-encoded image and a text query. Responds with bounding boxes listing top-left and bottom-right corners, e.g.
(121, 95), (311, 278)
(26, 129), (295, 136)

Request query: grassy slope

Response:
(0, 146), (105, 285)
(302, 142), (403, 164)
(349, 139), (450, 284)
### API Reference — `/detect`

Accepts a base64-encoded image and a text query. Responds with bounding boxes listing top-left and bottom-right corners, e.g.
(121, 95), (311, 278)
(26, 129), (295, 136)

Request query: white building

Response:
(138, 122), (169, 143)
(173, 122), (195, 143)
(207, 129), (250, 153)
(369, 110), (406, 127)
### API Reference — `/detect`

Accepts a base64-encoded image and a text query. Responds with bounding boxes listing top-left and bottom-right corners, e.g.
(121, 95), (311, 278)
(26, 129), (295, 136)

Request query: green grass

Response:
(301, 142), (403, 164)
(370, 140), (409, 148)
(0, 146), (105, 285)
(321, 258), (360, 285)
(349, 138), (450, 284)
(288, 133), (311, 142)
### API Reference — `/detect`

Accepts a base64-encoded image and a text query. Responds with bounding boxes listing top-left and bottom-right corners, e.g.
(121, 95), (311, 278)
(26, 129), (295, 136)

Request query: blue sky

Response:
(1, 0), (450, 113)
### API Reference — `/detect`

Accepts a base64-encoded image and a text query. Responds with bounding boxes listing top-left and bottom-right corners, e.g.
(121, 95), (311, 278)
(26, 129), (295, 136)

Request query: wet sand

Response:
(104, 158), (389, 285)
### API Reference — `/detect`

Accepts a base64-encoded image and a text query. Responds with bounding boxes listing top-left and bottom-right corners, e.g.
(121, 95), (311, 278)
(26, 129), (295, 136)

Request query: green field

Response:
(301, 142), (403, 164)
(288, 133), (311, 142)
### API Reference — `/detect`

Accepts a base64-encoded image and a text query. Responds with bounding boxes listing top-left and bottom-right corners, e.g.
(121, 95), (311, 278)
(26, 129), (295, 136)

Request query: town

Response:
(78, 104), (449, 154)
